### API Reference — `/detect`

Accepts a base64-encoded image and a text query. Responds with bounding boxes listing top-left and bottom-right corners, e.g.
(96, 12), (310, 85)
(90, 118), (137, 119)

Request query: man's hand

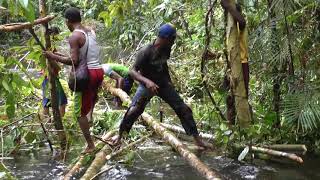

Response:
(42, 51), (57, 61)
(145, 79), (159, 95)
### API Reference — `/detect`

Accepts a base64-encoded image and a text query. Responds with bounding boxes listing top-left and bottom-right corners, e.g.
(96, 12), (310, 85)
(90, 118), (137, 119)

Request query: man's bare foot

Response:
(81, 146), (95, 154)
(110, 134), (122, 146)
(194, 135), (208, 150)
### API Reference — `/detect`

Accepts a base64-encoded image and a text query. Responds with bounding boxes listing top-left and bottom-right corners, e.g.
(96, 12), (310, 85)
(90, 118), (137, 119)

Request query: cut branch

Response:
(0, 15), (55, 32)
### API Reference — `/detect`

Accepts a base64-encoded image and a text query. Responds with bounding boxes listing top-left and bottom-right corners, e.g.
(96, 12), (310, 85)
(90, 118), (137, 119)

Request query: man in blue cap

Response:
(112, 23), (206, 148)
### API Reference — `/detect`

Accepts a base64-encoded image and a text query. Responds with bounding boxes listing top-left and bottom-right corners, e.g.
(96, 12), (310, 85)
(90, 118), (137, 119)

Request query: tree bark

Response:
(39, 0), (67, 151)
(0, 15), (55, 32)
(103, 82), (223, 180)
(225, 0), (251, 127)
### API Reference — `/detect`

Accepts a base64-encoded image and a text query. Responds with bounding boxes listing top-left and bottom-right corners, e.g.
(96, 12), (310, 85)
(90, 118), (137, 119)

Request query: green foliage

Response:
(92, 110), (124, 134)
(281, 92), (320, 133)
(0, 0), (36, 21)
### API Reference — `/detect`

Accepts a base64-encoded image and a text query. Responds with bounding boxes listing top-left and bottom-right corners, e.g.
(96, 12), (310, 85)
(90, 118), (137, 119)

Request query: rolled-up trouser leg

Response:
(119, 84), (152, 133)
(159, 84), (199, 136)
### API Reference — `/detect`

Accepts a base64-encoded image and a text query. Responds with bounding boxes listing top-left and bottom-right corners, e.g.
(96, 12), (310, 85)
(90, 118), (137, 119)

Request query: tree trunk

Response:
(225, 0), (252, 127)
(103, 82), (223, 180)
(80, 143), (113, 180)
(141, 113), (222, 180)
(267, 0), (283, 128)
(39, 0), (67, 151)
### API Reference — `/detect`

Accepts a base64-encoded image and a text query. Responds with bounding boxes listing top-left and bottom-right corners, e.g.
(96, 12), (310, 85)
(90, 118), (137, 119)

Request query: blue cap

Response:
(158, 24), (176, 39)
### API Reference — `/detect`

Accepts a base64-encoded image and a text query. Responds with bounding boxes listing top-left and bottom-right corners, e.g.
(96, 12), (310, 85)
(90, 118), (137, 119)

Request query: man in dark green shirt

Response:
(112, 24), (206, 148)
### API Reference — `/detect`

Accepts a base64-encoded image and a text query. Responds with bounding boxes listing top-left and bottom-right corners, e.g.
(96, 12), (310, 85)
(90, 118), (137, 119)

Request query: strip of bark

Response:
(0, 15), (55, 32)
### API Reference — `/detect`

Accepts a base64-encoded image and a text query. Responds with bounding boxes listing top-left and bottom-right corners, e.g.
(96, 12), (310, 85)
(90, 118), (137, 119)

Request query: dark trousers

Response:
(119, 83), (199, 136)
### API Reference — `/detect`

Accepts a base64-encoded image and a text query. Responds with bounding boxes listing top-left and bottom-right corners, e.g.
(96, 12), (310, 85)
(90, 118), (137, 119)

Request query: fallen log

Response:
(264, 144), (307, 153)
(80, 134), (150, 180)
(79, 141), (113, 180)
(0, 15), (55, 32)
(63, 130), (116, 180)
(251, 146), (303, 164)
(161, 123), (215, 141)
(142, 113), (222, 180)
(103, 82), (223, 180)
(254, 153), (300, 165)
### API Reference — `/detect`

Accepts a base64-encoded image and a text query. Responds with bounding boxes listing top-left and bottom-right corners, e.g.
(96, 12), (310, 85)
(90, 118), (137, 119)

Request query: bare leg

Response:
(78, 116), (95, 153)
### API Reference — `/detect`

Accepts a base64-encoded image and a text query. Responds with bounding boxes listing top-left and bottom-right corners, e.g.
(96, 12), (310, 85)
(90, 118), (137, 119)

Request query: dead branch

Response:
(0, 15), (55, 32)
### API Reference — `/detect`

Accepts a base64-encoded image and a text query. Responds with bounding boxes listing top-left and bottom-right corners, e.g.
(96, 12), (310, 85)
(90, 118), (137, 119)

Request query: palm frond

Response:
(281, 92), (320, 133)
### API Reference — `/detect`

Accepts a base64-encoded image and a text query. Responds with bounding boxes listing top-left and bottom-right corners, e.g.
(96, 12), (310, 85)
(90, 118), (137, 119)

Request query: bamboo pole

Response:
(103, 82), (223, 180)
(0, 15), (55, 32)
(63, 130), (117, 180)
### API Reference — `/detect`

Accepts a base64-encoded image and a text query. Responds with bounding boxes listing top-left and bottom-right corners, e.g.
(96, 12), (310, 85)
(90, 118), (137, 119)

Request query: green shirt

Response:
(102, 63), (130, 78)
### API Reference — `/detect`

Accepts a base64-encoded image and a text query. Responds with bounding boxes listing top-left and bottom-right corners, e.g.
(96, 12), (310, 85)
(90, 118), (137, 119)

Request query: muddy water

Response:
(4, 138), (320, 180)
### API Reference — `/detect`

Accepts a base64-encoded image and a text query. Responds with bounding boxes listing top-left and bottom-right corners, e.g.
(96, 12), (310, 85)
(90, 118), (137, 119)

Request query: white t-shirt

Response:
(102, 64), (113, 76)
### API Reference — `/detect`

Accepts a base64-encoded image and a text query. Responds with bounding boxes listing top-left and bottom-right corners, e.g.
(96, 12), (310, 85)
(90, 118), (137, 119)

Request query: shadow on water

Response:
(4, 139), (320, 180)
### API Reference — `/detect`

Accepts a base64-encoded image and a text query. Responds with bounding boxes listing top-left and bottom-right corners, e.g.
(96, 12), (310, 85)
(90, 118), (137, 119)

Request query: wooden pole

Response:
(39, 0), (67, 151)
(0, 15), (55, 32)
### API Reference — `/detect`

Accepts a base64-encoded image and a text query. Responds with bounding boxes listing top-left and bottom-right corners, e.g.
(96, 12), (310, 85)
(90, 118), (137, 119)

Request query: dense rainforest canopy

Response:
(0, 0), (319, 179)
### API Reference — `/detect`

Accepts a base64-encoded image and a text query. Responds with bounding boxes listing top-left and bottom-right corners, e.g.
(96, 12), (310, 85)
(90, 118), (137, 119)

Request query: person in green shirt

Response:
(102, 63), (134, 106)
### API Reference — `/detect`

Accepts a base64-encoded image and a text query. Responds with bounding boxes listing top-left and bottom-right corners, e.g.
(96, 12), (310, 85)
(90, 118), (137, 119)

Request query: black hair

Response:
(64, 7), (81, 23)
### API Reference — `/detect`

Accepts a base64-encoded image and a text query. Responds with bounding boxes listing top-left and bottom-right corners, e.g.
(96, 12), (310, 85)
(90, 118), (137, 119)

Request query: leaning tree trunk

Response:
(225, 0), (252, 127)
(103, 82), (223, 180)
(39, 0), (67, 150)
